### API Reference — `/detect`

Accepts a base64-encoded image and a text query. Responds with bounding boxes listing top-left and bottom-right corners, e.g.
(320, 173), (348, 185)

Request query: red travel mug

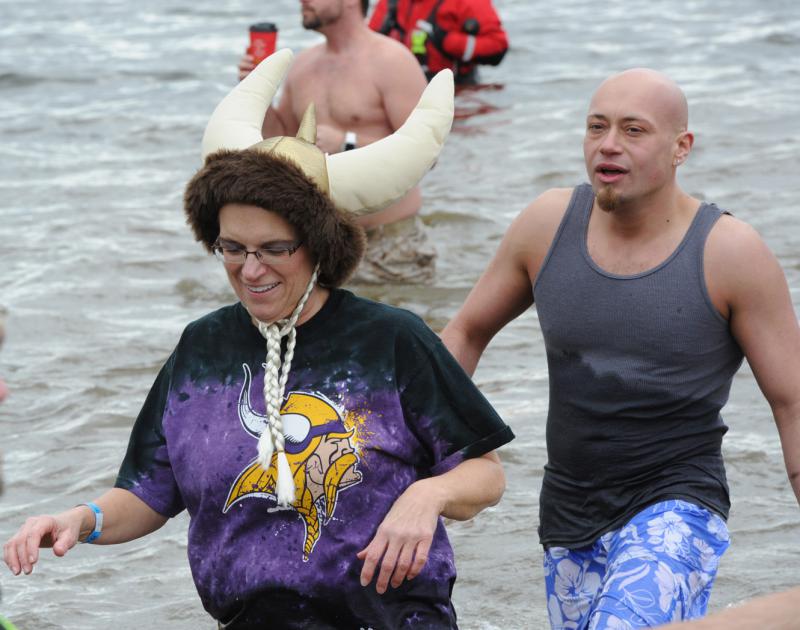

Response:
(249, 22), (278, 65)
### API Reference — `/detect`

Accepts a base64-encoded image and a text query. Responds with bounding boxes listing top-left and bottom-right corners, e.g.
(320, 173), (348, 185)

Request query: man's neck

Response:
(586, 185), (703, 275)
(596, 185), (698, 239)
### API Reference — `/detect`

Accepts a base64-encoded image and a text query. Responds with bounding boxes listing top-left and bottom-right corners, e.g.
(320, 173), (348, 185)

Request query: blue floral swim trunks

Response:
(543, 500), (730, 629)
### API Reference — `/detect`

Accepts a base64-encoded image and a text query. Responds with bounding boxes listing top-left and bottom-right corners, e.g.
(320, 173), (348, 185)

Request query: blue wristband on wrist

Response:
(80, 502), (103, 544)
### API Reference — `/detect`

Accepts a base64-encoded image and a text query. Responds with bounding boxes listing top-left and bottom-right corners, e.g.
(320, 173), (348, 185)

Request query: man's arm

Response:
(707, 216), (800, 504)
(442, 188), (570, 374)
(261, 78), (298, 139)
(431, 0), (509, 66)
(303, 40), (426, 155)
(237, 48), (298, 138)
(374, 38), (428, 137)
(656, 586), (800, 629)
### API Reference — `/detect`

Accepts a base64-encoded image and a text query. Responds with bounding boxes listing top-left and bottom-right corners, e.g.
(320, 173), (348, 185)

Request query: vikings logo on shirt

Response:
(223, 363), (363, 561)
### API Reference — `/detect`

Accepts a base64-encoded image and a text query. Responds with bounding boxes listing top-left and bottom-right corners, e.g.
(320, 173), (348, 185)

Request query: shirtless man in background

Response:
(238, 0), (436, 284)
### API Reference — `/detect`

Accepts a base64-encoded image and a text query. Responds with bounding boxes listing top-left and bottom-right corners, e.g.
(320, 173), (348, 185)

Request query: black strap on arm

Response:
(426, 0), (445, 25)
(422, 0), (448, 53)
(377, 0), (403, 36)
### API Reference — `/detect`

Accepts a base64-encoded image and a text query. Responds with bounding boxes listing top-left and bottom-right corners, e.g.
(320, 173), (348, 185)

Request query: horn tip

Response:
(430, 68), (454, 88)
(272, 48), (294, 62)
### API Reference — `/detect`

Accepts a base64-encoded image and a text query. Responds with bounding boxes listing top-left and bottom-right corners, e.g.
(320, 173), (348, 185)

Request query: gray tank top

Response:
(533, 184), (743, 548)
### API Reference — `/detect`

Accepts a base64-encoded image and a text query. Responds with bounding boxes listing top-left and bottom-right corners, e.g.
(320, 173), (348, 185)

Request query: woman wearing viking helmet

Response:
(2, 51), (513, 628)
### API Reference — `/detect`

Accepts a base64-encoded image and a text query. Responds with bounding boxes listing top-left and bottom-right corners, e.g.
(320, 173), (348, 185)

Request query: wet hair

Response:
(361, 0), (369, 16)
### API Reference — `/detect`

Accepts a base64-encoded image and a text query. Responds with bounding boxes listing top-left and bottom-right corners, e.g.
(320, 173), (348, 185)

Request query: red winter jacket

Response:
(369, 0), (508, 84)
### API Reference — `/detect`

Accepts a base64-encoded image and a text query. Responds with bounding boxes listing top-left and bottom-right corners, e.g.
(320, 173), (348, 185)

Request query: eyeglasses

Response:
(212, 240), (303, 265)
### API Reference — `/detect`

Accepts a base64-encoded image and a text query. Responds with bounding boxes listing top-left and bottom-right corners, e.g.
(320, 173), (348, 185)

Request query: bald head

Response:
(583, 68), (695, 212)
(590, 68), (688, 133)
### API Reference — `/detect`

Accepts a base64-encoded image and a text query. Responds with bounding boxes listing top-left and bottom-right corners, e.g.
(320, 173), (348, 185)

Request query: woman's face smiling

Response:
(217, 203), (323, 325)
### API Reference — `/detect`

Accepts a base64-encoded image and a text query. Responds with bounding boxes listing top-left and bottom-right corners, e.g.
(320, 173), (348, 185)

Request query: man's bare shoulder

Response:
(499, 187), (574, 278)
(706, 212), (783, 302)
(514, 187), (574, 237)
(362, 32), (427, 112)
(707, 212), (768, 264)
(366, 30), (420, 63)
(363, 31), (425, 83)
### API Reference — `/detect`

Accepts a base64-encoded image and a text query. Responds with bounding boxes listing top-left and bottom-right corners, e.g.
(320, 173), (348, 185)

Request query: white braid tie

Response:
(254, 266), (319, 507)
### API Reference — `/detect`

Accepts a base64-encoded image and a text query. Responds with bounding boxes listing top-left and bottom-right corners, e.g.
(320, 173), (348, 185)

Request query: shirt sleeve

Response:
(115, 351), (185, 518)
(396, 318), (514, 476)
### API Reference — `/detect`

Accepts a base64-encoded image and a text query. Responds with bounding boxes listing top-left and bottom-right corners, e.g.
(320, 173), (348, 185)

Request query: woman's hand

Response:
(3, 506), (91, 575)
(356, 479), (445, 594)
(4, 489), (168, 576)
(356, 452), (506, 594)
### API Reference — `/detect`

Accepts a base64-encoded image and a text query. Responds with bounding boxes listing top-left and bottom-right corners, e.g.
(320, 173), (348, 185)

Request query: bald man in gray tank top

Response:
(443, 69), (800, 628)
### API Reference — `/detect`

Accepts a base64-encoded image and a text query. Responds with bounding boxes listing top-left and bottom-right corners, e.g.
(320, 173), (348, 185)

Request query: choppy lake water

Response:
(1, 0), (799, 627)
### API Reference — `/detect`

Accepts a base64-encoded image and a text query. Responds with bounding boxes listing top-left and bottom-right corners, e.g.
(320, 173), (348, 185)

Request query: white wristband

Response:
(342, 130), (357, 151)
(462, 35), (476, 61)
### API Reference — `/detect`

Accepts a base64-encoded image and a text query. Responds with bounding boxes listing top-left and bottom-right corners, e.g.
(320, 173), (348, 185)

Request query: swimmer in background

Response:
(238, 0), (437, 285)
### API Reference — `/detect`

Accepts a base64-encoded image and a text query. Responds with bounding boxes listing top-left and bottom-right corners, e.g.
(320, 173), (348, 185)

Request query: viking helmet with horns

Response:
(183, 49), (454, 507)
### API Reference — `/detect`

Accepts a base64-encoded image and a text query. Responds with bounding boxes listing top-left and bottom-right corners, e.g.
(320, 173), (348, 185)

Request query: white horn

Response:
(327, 69), (455, 216)
(201, 49), (294, 159)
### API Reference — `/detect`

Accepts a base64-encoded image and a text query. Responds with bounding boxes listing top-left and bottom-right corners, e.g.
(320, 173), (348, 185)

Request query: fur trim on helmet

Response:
(184, 149), (366, 287)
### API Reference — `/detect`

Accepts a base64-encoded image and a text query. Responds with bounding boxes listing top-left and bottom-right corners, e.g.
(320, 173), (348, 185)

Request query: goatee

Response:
(596, 185), (621, 213)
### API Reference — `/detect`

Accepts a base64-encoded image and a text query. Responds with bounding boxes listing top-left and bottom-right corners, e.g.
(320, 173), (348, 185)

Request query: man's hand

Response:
(356, 479), (444, 594)
(238, 53), (256, 82)
(315, 123), (346, 154)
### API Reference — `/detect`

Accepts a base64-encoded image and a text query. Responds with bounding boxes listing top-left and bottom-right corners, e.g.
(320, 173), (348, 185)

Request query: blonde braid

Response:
(254, 266), (319, 507)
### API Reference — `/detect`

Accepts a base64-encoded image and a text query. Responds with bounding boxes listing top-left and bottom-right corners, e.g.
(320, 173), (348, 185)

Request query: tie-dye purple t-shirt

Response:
(115, 289), (513, 628)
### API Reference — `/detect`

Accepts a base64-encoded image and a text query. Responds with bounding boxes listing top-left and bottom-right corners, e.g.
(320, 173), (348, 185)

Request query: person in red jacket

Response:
(369, 0), (508, 85)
